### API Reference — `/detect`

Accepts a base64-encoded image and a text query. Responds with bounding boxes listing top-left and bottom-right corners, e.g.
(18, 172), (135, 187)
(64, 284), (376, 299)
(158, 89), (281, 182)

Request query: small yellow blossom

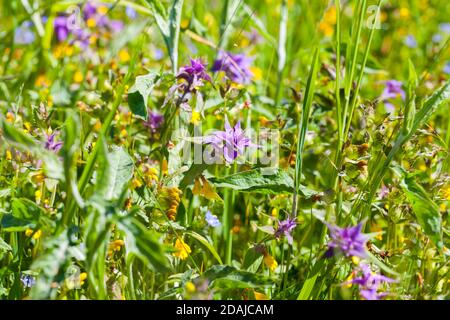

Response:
(352, 256), (360, 265)
(25, 229), (42, 240)
(6, 112), (14, 123)
(119, 49), (130, 63)
(180, 18), (190, 29)
(442, 185), (450, 200)
(250, 67), (262, 80)
(79, 272), (87, 285)
(319, 6), (336, 37)
(263, 254), (278, 272)
(344, 273), (354, 288)
(173, 238), (191, 260)
(190, 110), (201, 125)
(399, 7), (410, 19)
(185, 281), (196, 294)
(25, 229), (34, 237)
(254, 291), (268, 300)
(73, 71), (83, 83)
(6, 150), (12, 161)
(97, 5), (108, 15)
(35, 74), (50, 87)
(35, 190), (42, 203)
(109, 239), (125, 252)
(86, 18), (96, 28)
(94, 120), (102, 132)
(132, 177), (143, 189)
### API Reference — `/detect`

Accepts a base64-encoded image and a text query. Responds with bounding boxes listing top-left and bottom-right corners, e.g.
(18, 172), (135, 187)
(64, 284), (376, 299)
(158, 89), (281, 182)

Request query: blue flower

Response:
(212, 51), (253, 84)
(20, 274), (36, 288)
(205, 210), (221, 227)
(14, 21), (35, 45)
(404, 35), (417, 48)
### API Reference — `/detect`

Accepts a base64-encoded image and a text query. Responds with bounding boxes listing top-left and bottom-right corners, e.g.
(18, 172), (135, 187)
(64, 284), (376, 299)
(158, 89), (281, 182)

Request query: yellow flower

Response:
(6, 150), (12, 161)
(399, 7), (409, 19)
(35, 74), (50, 87)
(119, 49), (130, 63)
(25, 229), (42, 239)
(263, 254), (278, 272)
(185, 281), (196, 294)
(132, 177), (143, 189)
(250, 67), (262, 81)
(94, 120), (102, 132)
(351, 256), (360, 265)
(86, 18), (96, 28)
(73, 71), (83, 83)
(319, 6), (336, 37)
(190, 110), (201, 125)
(33, 230), (42, 240)
(35, 190), (42, 203)
(79, 272), (87, 285)
(109, 239), (125, 252)
(271, 208), (278, 217)
(97, 5), (108, 15)
(254, 291), (268, 300)
(6, 112), (14, 123)
(442, 185), (450, 200)
(173, 238), (191, 260)
(180, 18), (190, 29)
(344, 273), (354, 288)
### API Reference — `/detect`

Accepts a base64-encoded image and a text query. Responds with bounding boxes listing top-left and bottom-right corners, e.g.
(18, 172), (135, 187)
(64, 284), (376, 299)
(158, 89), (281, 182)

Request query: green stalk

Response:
(292, 48), (320, 217)
(274, 0), (288, 108)
(343, 0), (383, 140)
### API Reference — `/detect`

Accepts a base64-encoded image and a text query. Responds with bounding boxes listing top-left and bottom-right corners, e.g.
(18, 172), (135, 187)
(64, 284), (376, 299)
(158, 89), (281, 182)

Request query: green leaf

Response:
(398, 171), (443, 249)
(1, 215), (34, 232)
(201, 265), (273, 289)
(0, 237), (12, 252)
(117, 216), (170, 272)
(184, 231), (223, 264)
(1, 198), (51, 232)
(210, 168), (294, 194)
(297, 274), (318, 300)
(94, 145), (134, 201)
(127, 71), (160, 120)
(179, 163), (209, 189)
(408, 80), (450, 139)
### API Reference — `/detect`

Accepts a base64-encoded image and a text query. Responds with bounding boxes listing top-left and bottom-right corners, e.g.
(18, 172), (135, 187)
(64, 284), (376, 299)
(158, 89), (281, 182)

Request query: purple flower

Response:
(204, 117), (255, 164)
(404, 35), (417, 48)
(343, 263), (396, 300)
(143, 111), (164, 134)
(381, 80), (405, 101)
(274, 217), (297, 244)
(44, 133), (63, 153)
(205, 210), (221, 227)
(177, 58), (212, 94)
(54, 16), (70, 42)
(212, 51), (253, 84)
(326, 222), (369, 258)
(378, 184), (390, 199)
(83, 2), (98, 20)
(14, 21), (35, 45)
(20, 274), (36, 288)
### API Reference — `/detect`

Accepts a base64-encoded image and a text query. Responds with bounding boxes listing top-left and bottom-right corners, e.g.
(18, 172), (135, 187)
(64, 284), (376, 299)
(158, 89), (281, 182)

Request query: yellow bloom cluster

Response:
(173, 238), (191, 260)
(319, 6), (337, 37)
(158, 187), (182, 221)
